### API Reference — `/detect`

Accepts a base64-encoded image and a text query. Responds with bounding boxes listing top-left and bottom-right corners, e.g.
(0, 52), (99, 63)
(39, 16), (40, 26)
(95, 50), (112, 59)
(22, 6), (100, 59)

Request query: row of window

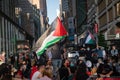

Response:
(0, 0), (16, 21)
(99, 1), (120, 27)
(0, 15), (25, 59)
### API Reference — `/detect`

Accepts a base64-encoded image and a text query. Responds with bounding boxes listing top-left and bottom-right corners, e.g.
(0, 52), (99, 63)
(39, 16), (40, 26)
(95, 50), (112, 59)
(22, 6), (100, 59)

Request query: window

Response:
(99, 13), (107, 27)
(117, 2), (120, 16)
(0, 0), (2, 10)
(98, 0), (106, 13)
(108, 8), (113, 22)
(115, 2), (120, 18)
(0, 15), (1, 52)
(0, 15), (1, 38)
(108, 0), (112, 4)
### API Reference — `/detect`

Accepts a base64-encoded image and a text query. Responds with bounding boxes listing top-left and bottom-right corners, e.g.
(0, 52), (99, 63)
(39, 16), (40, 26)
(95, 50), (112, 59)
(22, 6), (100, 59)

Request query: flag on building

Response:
(85, 31), (95, 44)
(36, 17), (67, 56)
(94, 23), (98, 33)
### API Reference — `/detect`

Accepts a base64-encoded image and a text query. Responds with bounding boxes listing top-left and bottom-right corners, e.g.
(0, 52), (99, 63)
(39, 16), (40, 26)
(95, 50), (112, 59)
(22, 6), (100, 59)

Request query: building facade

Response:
(96, 0), (120, 46)
(87, 0), (97, 28)
(59, 0), (76, 33)
(0, 0), (26, 59)
(76, 0), (87, 34)
(17, 0), (41, 43)
(39, 0), (48, 34)
(0, 0), (42, 60)
(28, 0), (48, 35)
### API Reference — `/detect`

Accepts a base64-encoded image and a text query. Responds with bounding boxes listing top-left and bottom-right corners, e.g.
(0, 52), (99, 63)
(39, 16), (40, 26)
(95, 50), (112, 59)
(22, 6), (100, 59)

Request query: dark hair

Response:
(37, 63), (45, 69)
(70, 66), (76, 74)
(97, 63), (112, 76)
(0, 63), (12, 79)
(76, 62), (88, 80)
(116, 22), (120, 28)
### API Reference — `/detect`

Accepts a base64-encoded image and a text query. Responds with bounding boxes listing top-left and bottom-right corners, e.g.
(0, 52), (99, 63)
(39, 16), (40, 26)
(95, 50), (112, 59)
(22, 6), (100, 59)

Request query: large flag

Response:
(85, 31), (95, 44)
(36, 17), (67, 56)
(32, 27), (51, 51)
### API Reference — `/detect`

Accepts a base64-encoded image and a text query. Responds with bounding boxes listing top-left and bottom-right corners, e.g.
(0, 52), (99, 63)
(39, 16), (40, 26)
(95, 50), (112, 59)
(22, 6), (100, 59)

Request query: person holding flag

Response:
(33, 17), (67, 79)
(35, 17), (67, 56)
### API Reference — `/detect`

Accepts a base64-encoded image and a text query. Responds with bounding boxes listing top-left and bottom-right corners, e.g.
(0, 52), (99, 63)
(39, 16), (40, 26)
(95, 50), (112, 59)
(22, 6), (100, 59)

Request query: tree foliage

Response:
(98, 33), (107, 47)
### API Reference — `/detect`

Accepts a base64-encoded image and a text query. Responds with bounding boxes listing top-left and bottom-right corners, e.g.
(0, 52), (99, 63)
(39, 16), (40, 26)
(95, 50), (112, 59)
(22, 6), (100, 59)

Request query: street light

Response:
(74, 34), (77, 45)
(74, 34), (78, 50)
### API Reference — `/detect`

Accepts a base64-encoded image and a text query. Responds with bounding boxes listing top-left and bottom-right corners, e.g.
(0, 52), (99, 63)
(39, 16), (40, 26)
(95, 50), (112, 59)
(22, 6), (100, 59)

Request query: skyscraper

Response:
(0, 0), (26, 59)
(39, 0), (48, 34)
(29, 0), (48, 34)
(29, 0), (47, 17)
(39, 0), (47, 17)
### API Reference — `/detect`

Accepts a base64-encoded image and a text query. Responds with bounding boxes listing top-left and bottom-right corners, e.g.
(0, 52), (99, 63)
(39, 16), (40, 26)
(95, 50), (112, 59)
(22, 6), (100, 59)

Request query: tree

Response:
(98, 33), (107, 48)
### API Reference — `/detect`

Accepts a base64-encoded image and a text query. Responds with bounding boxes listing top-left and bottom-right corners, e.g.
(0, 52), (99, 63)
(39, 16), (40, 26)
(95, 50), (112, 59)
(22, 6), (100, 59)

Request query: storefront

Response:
(0, 11), (26, 61)
(105, 22), (120, 49)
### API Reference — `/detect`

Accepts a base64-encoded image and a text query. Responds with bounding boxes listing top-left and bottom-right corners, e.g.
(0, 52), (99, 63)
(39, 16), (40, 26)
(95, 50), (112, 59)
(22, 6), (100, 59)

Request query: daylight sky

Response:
(47, 0), (59, 24)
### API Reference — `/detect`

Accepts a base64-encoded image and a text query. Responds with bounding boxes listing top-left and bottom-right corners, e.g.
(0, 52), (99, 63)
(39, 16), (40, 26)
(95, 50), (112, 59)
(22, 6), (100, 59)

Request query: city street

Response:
(0, 0), (120, 80)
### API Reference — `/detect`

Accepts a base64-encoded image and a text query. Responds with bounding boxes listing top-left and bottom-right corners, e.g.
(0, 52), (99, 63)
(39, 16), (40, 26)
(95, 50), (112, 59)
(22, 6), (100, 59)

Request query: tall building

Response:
(28, 0), (47, 17)
(60, 0), (69, 12)
(87, 0), (97, 28)
(96, 0), (120, 46)
(28, 0), (48, 34)
(0, 0), (26, 59)
(39, 0), (47, 17)
(39, 0), (48, 34)
(16, 0), (41, 45)
(0, 0), (42, 60)
(76, 0), (87, 34)
(59, 0), (76, 36)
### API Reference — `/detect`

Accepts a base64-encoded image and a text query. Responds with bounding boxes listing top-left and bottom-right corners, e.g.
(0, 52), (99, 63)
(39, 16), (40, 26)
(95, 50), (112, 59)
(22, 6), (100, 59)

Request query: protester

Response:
(97, 63), (113, 78)
(68, 66), (76, 80)
(46, 50), (52, 61)
(111, 45), (118, 56)
(59, 59), (70, 80)
(85, 47), (92, 60)
(51, 44), (63, 79)
(110, 45), (118, 62)
(30, 62), (38, 79)
(14, 64), (23, 79)
(76, 60), (89, 80)
(0, 63), (12, 80)
(46, 60), (53, 73)
(40, 67), (52, 80)
(31, 63), (45, 80)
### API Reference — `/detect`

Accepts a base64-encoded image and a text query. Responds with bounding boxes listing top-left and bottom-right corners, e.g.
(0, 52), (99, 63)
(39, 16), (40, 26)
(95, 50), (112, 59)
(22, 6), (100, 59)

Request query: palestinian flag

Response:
(85, 31), (95, 44)
(36, 17), (67, 56)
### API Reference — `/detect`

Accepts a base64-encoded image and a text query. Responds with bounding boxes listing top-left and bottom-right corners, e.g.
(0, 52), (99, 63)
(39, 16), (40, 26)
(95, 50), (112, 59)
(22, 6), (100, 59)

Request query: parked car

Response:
(68, 51), (79, 59)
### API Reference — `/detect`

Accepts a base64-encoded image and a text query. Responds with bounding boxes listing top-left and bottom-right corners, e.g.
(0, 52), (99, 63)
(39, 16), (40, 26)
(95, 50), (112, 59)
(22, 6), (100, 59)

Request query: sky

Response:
(46, 0), (59, 24)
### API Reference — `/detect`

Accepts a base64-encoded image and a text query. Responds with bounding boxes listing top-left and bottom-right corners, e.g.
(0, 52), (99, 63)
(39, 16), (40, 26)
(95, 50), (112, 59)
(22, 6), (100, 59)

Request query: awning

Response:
(105, 26), (120, 40)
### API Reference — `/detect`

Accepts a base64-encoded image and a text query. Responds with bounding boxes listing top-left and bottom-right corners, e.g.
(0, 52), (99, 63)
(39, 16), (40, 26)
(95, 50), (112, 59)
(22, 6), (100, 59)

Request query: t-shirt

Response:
(51, 45), (61, 59)
(47, 51), (52, 60)
(40, 76), (52, 80)
(30, 66), (38, 79)
(31, 71), (41, 80)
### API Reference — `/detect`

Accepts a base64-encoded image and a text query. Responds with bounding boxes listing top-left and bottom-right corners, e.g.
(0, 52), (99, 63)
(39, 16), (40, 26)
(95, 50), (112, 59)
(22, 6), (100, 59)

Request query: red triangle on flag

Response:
(53, 17), (67, 36)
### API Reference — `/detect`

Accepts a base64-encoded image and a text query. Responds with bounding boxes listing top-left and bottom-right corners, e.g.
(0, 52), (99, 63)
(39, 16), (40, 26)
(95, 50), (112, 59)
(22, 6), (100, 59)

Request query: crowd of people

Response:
(0, 44), (120, 80)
